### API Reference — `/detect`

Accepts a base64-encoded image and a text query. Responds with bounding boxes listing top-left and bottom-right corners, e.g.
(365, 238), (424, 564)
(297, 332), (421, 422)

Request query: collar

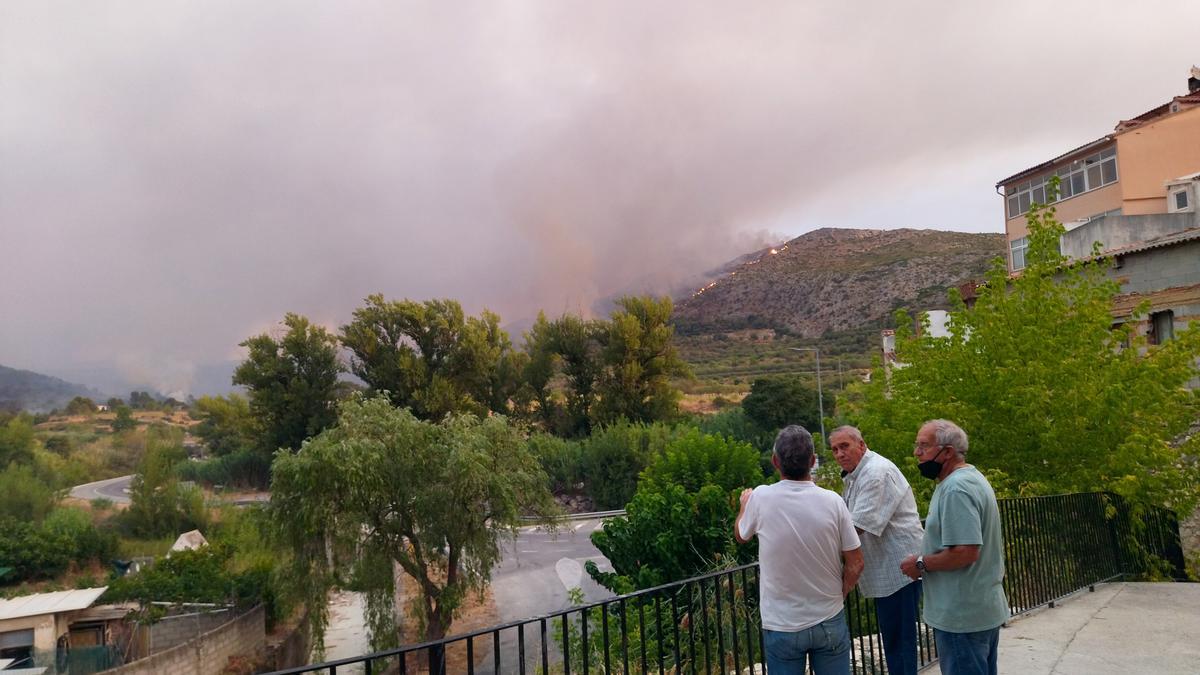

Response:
(845, 449), (876, 479)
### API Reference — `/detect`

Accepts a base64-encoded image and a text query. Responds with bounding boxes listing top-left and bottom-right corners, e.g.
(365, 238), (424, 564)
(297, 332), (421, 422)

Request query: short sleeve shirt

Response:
(739, 480), (861, 631)
(921, 466), (1009, 633)
(842, 450), (924, 598)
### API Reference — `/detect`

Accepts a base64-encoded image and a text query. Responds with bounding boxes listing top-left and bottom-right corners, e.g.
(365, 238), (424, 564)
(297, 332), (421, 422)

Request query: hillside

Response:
(674, 228), (1006, 337)
(0, 364), (105, 412)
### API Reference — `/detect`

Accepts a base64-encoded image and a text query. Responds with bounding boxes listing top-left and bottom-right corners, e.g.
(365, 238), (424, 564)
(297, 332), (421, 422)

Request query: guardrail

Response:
(273, 491), (1185, 674)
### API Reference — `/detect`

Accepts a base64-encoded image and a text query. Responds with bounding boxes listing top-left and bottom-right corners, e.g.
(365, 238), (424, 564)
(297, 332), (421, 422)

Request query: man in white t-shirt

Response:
(735, 425), (864, 675)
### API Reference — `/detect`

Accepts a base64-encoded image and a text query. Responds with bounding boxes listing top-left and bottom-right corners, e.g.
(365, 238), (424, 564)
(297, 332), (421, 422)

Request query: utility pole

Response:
(789, 347), (825, 445)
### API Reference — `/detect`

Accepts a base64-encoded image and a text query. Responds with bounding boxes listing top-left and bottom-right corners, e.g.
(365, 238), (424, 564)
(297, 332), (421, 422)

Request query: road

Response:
(70, 474), (134, 503)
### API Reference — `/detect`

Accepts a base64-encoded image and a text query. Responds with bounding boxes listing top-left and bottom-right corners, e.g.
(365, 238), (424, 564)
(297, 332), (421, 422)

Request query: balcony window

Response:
(1006, 148), (1118, 219)
(1010, 236), (1028, 271)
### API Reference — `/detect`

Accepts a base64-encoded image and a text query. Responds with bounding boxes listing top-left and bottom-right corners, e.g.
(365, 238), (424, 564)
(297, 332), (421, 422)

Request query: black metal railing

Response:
(272, 491), (1185, 675)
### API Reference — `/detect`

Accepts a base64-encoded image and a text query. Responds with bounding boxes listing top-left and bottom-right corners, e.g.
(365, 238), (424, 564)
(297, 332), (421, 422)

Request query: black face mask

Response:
(917, 447), (949, 480)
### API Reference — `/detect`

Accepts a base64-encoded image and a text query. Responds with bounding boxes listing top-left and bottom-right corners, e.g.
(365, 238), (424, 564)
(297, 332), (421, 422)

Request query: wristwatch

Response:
(915, 556), (927, 574)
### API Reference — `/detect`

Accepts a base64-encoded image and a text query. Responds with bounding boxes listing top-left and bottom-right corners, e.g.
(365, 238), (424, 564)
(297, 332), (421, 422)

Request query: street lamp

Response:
(789, 347), (826, 444)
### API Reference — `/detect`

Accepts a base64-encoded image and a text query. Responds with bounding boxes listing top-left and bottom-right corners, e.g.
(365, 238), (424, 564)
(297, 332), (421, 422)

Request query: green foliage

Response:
(640, 429), (762, 494)
(105, 397), (125, 409)
(42, 507), (118, 563)
(579, 421), (674, 509)
(741, 376), (819, 434)
(177, 449), (271, 489)
(0, 462), (59, 521)
(340, 295), (523, 421)
(122, 426), (209, 538)
(65, 396), (97, 416)
(589, 429), (766, 592)
(191, 394), (255, 457)
(842, 194), (1200, 512)
(0, 414), (35, 466)
(0, 518), (72, 582)
(590, 484), (750, 592)
(522, 297), (689, 438)
(234, 313), (342, 455)
(526, 433), (584, 493)
(111, 405), (137, 432)
(128, 391), (157, 410)
(271, 396), (556, 646)
(592, 296), (691, 427)
(102, 546), (261, 609)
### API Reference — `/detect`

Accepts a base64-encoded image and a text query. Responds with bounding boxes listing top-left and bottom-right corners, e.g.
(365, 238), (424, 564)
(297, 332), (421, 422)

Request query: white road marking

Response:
(556, 558), (583, 590)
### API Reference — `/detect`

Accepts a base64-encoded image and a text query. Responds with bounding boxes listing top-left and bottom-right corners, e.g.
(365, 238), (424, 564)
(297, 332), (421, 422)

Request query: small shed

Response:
(0, 587), (107, 665)
(170, 529), (209, 552)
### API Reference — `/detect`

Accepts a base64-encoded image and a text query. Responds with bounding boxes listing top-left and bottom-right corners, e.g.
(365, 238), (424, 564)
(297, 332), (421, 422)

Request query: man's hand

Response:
(733, 488), (754, 544)
(900, 554), (921, 580)
(739, 488), (753, 507)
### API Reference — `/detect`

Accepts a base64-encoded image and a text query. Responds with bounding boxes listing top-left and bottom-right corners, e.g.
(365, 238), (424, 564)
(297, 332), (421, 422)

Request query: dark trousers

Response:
(874, 580), (921, 675)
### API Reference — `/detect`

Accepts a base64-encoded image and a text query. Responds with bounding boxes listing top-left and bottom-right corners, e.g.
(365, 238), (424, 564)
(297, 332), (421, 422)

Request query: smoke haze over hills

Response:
(2, 1), (1196, 395)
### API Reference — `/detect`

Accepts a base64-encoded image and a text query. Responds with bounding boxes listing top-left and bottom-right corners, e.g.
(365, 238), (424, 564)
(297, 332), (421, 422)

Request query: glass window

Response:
(1018, 192), (1031, 214)
(1087, 165), (1102, 189)
(1175, 190), (1190, 210)
(1032, 185), (1046, 205)
(1071, 173), (1086, 195)
(1059, 176), (1073, 199)
(1008, 196), (1020, 218)
(1010, 237), (1028, 271)
(1101, 158), (1117, 184)
(1150, 310), (1175, 345)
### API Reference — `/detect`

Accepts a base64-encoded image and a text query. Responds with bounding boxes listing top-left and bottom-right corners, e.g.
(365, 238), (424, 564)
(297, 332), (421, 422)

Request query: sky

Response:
(2, 1), (1198, 395)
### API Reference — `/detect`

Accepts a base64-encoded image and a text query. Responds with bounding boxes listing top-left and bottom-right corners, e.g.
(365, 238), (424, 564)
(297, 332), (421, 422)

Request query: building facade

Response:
(995, 67), (1200, 343)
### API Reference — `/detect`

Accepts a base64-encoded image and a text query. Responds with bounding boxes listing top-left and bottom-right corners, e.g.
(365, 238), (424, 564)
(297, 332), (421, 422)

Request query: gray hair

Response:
(773, 425), (814, 480)
(926, 419), (968, 458)
(830, 425), (864, 444)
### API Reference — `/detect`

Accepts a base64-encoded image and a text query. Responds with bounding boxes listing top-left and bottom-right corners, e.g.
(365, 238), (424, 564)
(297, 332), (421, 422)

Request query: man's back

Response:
(738, 480), (860, 631)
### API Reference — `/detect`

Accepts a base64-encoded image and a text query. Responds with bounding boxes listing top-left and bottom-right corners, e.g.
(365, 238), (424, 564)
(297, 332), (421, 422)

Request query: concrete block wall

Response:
(99, 606), (265, 675)
(148, 609), (234, 654)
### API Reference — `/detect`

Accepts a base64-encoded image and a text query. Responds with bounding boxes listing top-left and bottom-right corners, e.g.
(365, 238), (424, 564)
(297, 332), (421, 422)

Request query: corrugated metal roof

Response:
(0, 587), (107, 621)
(1107, 226), (1200, 257)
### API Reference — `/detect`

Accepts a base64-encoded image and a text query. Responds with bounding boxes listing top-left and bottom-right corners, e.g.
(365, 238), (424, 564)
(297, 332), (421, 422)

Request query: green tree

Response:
(843, 190), (1200, 511)
(191, 394), (255, 456)
(340, 295), (521, 421)
(234, 313), (342, 454)
(0, 463), (59, 521)
(65, 396), (97, 416)
(129, 391), (157, 410)
(0, 414), (35, 466)
(741, 376), (820, 434)
(122, 426), (208, 538)
(593, 296), (690, 426)
(579, 421), (674, 509)
(105, 397), (125, 409)
(271, 396), (555, 650)
(111, 405), (137, 432)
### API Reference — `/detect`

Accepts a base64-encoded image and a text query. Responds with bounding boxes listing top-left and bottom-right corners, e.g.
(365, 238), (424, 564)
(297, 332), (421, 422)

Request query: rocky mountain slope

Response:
(674, 228), (1006, 337)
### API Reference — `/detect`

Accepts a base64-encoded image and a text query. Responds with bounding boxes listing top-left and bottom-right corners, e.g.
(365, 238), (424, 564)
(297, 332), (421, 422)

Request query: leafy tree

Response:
(191, 394), (255, 457)
(0, 518), (72, 581)
(741, 376), (820, 434)
(129, 391), (157, 410)
(65, 396), (97, 416)
(271, 396), (555, 651)
(579, 421), (674, 509)
(639, 428), (763, 494)
(340, 295), (522, 421)
(0, 463), (59, 522)
(593, 296), (690, 426)
(122, 426), (208, 538)
(234, 313), (342, 454)
(0, 414), (35, 466)
(105, 397), (125, 409)
(842, 190), (1200, 512)
(111, 405), (137, 432)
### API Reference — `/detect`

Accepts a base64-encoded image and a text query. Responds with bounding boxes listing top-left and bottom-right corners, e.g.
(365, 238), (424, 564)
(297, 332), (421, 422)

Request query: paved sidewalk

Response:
(922, 582), (1200, 674)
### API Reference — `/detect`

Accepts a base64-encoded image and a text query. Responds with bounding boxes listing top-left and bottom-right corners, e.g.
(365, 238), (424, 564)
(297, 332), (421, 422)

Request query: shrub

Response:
(177, 449), (271, 489)
(0, 463), (59, 522)
(527, 434), (584, 493)
(579, 422), (673, 509)
(640, 429), (762, 494)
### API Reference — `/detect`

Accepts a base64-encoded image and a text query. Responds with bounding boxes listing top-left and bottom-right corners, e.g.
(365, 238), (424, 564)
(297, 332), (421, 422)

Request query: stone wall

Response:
(100, 606), (265, 675)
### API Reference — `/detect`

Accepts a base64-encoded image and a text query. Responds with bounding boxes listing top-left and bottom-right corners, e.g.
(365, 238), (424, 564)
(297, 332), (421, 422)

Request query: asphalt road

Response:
(69, 474), (134, 503)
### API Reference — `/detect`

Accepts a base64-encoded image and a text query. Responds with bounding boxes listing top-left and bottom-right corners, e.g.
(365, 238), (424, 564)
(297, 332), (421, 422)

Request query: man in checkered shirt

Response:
(830, 426), (925, 675)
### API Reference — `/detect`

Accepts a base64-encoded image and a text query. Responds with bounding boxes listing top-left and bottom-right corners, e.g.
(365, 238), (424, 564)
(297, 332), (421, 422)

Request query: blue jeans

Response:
(763, 610), (851, 675)
(934, 626), (1000, 675)
(874, 580), (921, 675)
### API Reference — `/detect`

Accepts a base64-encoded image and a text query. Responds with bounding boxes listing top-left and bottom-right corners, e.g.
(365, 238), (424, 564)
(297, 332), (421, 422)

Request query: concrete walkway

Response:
(923, 582), (1200, 674)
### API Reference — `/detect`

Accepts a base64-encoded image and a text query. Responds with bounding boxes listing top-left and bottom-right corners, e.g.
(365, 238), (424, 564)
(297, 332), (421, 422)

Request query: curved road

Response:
(70, 474), (134, 503)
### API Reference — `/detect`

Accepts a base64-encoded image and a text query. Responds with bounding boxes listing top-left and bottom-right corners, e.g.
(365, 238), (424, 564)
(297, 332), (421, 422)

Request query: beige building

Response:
(0, 587), (108, 667)
(995, 67), (1200, 344)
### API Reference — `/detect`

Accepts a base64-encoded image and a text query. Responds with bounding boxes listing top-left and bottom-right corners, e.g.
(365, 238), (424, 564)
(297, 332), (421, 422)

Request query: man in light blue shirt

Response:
(831, 426), (924, 675)
(901, 420), (1008, 675)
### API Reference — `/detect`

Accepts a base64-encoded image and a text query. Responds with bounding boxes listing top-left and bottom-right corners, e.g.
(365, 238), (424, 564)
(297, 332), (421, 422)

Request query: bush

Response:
(0, 415), (35, 466)
(579, 422), (673, 509)
(177, 449), (271, 490)
(41, 507), (119, 563)
(640, 429), (762, 494)
(0, 463), (59, 522)
(527, 434), (584, 493)
(741, 376), (820, 433)
(0, 518), (72, 581)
